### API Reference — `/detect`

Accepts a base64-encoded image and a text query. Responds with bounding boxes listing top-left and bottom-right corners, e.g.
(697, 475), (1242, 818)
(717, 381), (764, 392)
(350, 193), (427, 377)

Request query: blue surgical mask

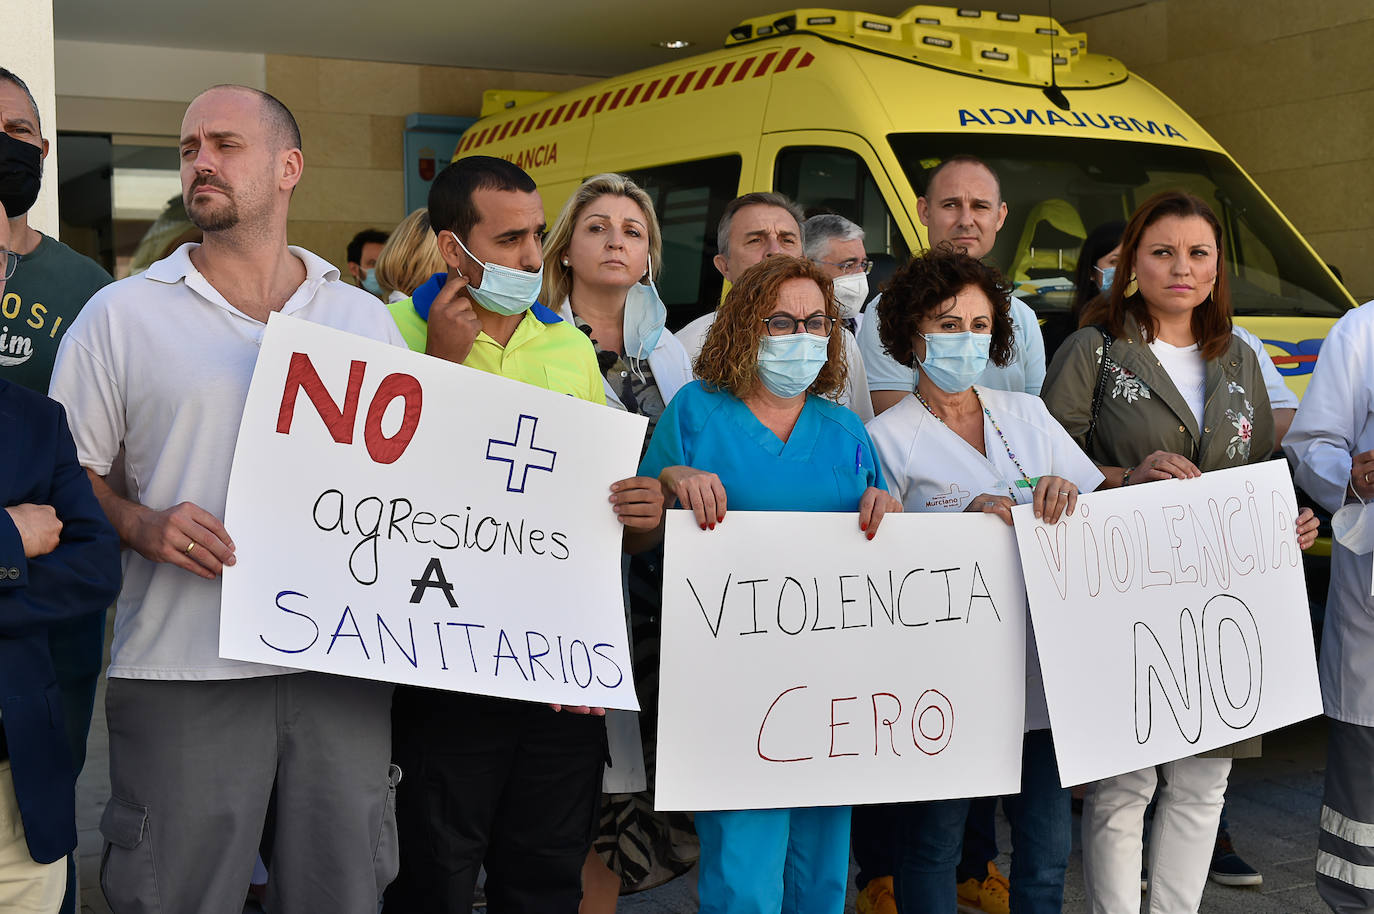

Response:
(448, 230), (543, 316)
(623, 255), (666, 360)
(917, 331), (992, 393)
(1095, 265), (1116, 293)
(757, 331), (830, 399)
(362, 268), (383, 297)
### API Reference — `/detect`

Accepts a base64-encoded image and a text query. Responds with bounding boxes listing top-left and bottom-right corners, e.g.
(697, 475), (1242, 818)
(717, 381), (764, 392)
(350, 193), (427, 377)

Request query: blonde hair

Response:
(374, 208), (447, 299)
(542, 173), (663, 308)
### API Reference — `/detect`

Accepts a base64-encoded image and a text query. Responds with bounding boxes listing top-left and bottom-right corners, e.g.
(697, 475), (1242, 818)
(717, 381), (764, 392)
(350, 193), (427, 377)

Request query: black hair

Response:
(347, 228), (389, 264)
(428, 156), (537, 241)
(878, 243), (1016, 370)
(0, 68), (41, 134)
(1071, 220), (1127, 310)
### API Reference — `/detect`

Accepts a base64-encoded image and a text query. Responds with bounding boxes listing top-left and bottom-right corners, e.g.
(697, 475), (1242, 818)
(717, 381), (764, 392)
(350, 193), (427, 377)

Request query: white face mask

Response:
(1334, 501), (1374, 555)
(447, 230), (543, 316)
(830, 272), (869, 320)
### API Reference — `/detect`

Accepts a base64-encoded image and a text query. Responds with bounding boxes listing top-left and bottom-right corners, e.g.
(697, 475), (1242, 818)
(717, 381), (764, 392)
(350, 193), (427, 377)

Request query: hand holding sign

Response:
(857, 486), (902, 539)
(1129, 449), (1201, 484)
(659, 465), (726, 530)
(964, 492), (1015, 525)
(608, 476), (665, 532)
(1030, 475), (1079, 524)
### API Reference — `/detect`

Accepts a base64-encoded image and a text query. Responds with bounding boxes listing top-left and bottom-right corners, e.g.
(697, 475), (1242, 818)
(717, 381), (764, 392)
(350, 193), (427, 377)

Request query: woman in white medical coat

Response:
(865, 246), (1103, 914)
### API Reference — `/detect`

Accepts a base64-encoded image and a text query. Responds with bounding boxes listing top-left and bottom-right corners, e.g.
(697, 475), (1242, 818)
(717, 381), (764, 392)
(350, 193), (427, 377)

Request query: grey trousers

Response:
(1317, 718), (1374, 914)
(98, 673), (398, 914)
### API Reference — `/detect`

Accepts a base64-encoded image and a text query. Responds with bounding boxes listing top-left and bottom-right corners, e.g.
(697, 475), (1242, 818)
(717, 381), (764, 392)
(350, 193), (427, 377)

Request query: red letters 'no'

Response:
(275, 351), (423, 465)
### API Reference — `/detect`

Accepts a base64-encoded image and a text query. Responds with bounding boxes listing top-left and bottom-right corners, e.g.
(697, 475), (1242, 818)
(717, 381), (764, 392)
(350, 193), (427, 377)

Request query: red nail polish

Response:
(708, 523), (715, 530)
(699, 523), (707, 530)
(860, 521), (868, 531)
(867, 531), (875, 541)
(717, 515), (724, 523)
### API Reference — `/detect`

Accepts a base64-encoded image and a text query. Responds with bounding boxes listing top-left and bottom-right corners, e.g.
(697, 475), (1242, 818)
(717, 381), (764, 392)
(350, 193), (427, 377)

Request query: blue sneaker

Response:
(1209, 833), (1262, 887)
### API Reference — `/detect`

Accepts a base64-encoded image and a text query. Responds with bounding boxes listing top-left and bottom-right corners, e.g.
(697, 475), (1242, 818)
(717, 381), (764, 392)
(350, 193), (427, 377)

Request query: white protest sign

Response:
(220, 313), (645, 710)
(1014, 460), (1321, 786)
(656, 510), (1026, 811)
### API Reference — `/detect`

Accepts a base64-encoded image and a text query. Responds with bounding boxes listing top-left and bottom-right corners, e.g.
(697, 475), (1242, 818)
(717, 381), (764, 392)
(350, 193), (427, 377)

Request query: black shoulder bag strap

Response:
(1085, 325), (1115, 454)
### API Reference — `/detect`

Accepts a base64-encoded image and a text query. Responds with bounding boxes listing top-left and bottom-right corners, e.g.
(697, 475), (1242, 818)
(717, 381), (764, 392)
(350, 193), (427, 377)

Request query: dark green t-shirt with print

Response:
(0, 234), (112, 394)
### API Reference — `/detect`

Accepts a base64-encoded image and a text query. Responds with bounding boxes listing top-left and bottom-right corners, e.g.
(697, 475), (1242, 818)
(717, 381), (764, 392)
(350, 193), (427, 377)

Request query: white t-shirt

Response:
(865, 386), (1104, 731)
(1148, 338), (1206, 429)
(675, 311), (875, 423)
(49, 244), (406, 680)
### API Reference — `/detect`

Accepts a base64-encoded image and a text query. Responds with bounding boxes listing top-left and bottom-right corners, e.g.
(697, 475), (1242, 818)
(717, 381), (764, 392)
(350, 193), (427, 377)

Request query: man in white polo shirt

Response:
(49, 85), (404, 913)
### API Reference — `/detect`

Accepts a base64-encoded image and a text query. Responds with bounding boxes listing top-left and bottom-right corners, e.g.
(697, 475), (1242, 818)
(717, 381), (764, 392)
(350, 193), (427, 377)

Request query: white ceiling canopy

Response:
(53, 0), (1138, 78)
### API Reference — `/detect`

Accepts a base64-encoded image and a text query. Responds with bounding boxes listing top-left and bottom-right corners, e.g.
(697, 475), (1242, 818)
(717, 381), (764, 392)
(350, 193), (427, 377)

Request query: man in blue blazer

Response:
(0, 199), (121, 909)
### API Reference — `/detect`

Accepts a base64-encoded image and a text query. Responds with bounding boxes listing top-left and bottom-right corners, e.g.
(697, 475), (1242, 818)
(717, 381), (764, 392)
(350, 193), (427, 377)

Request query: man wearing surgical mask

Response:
(384, 156), (667, 914)
(345, 228), (388, 298)
(801, 214), (875, 422)
(857, 155), (1046, 416)
(1285, 301), (1374, 914)
(1, 67), (113, 914)
(677, 194), (874, 421)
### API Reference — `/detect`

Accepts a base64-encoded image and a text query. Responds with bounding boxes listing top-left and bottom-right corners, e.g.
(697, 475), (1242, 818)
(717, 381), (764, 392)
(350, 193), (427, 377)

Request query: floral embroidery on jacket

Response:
(1225, 380), (1256, 460)
(1098, 346), (1151, 403)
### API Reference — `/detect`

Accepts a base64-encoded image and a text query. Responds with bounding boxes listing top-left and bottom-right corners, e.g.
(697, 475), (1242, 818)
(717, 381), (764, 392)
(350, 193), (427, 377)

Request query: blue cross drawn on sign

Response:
(486, 414), (557, 493)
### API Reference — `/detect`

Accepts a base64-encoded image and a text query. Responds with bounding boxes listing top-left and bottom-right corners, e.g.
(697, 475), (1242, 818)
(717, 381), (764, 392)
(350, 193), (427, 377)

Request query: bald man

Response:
(50, 85), (405, 913)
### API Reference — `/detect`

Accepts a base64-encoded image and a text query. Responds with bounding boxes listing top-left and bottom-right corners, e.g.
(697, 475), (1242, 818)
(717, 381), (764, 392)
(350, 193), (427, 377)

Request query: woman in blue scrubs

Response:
(640, 254), (902, 914)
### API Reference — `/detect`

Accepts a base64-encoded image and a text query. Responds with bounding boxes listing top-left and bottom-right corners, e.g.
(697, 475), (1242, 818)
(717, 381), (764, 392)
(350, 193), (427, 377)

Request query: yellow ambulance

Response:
(455, 4), (1353, 398)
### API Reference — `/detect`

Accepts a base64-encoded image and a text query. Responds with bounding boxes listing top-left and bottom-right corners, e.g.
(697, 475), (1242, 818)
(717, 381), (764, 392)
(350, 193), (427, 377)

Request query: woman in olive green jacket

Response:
(1044, 309), (1273, 481)
(1042, 191), (1318, 914)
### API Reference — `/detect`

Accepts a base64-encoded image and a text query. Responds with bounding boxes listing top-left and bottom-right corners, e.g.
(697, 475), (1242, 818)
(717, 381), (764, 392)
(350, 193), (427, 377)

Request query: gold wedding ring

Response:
(186, 541), (197, 555)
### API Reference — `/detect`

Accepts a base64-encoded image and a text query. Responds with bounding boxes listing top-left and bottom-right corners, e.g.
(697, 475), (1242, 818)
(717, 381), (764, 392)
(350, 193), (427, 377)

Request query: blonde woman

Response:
(543, 174), (694, 909)
(378, 209), (447, 338)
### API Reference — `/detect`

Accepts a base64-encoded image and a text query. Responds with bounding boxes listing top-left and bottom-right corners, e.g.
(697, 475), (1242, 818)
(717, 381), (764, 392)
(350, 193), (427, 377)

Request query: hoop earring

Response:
(1124, 273), (1138, 297)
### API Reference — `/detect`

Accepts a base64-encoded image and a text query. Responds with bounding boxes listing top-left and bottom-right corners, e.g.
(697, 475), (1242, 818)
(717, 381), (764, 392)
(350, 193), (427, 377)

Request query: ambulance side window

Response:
(774, 147), (912, 267)
(624, 155), (742, 329)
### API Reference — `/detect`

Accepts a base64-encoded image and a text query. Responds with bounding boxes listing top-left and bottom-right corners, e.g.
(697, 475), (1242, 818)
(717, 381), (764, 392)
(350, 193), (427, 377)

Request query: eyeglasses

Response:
(762, 314), (836, 337)
(816, 258), (873, 275)
(1, 251), (19, 281)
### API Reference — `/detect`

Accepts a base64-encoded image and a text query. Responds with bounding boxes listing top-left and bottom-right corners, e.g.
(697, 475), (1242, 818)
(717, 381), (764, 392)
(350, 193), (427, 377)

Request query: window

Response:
(624, 155), (742, 329)
(774, 146), (912, 267)
(57, 133), (187, 278)
(888, 133), (1349, 320)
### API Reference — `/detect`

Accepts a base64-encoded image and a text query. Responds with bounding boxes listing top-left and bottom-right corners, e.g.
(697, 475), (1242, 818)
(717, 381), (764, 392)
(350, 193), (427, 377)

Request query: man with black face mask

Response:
(0, 69), (112, 394)
(0, 66), (113, 914)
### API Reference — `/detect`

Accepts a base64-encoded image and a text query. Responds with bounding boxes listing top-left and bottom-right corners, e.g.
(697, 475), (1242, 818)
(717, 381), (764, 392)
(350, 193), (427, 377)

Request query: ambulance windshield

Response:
(889, 134), (1350, 321)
